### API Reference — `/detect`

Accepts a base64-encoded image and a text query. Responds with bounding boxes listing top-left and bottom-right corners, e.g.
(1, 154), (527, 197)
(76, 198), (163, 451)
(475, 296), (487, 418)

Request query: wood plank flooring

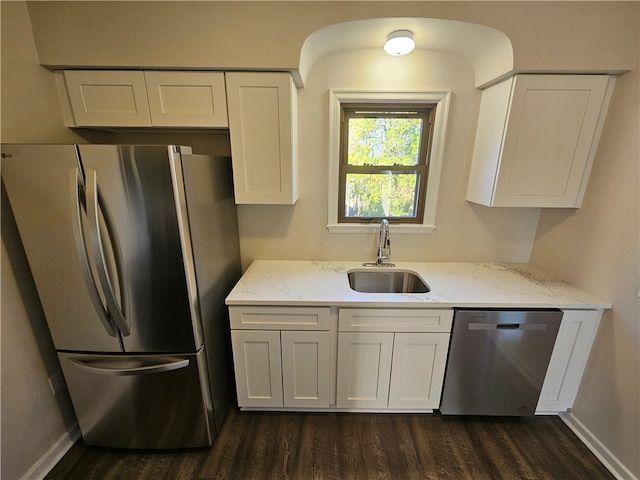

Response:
(45, 407), (614, 480)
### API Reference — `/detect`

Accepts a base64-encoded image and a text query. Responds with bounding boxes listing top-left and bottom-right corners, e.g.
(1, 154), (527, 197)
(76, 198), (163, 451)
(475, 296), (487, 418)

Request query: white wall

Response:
(237, 48), (541, 269)
(529, 48), (640, 478)
(1, 194), (79, 480)
(1, 3), (80, 479)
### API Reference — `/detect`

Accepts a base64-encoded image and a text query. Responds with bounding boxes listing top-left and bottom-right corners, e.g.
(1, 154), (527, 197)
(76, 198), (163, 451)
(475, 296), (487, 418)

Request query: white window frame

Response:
(327, 90), (451, 234)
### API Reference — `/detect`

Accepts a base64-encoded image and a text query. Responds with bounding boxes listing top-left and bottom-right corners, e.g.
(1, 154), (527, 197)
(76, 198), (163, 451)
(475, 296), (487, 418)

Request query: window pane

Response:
(344, 172), (419, 218)
(347, 118), (422, 166)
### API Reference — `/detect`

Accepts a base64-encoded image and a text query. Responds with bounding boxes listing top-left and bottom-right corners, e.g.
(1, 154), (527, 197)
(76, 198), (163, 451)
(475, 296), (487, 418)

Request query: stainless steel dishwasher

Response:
(440, 309), (562, 416)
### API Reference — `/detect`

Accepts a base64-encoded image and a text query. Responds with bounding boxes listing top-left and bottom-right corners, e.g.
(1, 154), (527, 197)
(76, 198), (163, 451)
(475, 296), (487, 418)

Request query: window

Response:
(328, 91), (451, 234)
(339, 104), (434, 224)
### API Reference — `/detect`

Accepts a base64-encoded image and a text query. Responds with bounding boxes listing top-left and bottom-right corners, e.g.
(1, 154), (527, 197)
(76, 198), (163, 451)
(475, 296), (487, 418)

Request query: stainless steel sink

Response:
(347, 269), (430, 293)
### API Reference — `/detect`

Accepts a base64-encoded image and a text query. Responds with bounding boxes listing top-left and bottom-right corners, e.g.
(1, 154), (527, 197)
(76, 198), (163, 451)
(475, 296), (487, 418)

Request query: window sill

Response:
(326, 223), (436, 234)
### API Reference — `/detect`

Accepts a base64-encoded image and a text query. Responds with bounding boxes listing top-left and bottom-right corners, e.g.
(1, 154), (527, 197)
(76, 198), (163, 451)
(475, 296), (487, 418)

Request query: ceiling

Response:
(298, 17), (514, 87)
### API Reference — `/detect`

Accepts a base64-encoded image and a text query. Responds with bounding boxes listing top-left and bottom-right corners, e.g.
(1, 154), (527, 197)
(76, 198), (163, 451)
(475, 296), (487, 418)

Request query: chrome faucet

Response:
(364, 219), (395, 267)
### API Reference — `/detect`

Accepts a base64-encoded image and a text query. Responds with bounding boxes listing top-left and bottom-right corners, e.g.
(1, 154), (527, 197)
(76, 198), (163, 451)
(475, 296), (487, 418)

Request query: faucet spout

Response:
(376, 219), (392, 266)
(363, 219), (395, 267)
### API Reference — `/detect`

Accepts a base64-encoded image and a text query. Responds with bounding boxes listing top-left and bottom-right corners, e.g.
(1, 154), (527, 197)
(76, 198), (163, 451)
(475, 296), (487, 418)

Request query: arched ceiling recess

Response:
(299, 18), (513, 88)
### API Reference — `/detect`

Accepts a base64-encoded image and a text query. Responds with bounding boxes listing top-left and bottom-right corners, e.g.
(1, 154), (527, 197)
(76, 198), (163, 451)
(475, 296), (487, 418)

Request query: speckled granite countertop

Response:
(226, 261), (611, 310)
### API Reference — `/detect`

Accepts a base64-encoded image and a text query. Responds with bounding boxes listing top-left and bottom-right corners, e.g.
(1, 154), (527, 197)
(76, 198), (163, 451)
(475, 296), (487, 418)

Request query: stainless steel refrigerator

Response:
(1, 144), (241, 449)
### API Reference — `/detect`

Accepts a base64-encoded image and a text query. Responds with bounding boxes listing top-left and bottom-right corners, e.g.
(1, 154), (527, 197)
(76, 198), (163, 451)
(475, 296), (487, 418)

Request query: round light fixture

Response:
(384, 30), (415, 56)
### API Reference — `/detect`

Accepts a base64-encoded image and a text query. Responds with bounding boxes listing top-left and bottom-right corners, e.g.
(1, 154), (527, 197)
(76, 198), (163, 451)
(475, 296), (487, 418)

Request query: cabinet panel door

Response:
(336, 332), (393, 408)
(225, 72), (297, 204)
(494, 75), (611, 207)
(64, 70), (151, 127)
(536, 310), (601, 413)
(388, 333), (450, 409)
(281, 331), (331, 407)
(231, 330), (283, 408)
(145, 71), (228, 127)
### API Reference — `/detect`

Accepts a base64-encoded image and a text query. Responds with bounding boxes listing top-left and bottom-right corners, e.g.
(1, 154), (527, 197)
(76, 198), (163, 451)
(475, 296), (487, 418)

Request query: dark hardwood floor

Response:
(45, 407), (614, 480)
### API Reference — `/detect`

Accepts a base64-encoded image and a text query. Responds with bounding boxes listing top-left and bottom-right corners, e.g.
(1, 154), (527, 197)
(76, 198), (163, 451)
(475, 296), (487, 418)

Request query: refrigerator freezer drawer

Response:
(59, 349), (214, 449)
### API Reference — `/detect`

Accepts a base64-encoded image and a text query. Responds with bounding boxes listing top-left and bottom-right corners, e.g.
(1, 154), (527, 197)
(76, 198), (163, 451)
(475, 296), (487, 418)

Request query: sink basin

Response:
(347, 269), (430, 294)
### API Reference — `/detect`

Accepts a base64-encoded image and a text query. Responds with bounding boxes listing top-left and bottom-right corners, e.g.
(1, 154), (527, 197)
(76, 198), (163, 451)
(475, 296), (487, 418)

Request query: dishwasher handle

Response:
(468, 323), (549, 331)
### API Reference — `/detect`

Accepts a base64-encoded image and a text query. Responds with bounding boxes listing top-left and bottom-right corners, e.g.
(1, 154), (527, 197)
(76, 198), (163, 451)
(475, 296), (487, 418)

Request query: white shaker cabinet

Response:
(225, 72), (298, 205)
(61, 70), (152, 127)
(466, 74), (615, 208)
(230, 330), (283, 408)
(281, 331), (331, 408)
(536, 309), (602, 413)
(144, 71), (228, 127)
(229, 306), (331, 409)
(336, 332), (394, 409)
(336, 309), (453, 410)
(59, 70), (228, 128)
(387, 332), (450, 409)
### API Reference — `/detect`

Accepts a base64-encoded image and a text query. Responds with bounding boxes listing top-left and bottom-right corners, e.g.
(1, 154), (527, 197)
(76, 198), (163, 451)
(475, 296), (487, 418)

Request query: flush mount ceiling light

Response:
(384, 30), (415, 56)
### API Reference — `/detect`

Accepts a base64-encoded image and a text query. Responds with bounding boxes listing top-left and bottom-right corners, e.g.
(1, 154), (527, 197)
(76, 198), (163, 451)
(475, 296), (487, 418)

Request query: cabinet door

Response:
(145, 71), (228, 127)
(388, 333), (450, 409)
(336, 332), (393, 408)
(63, 70), (152, 127)
(281, 331), (331, 407)
(536, 310), (602, 413)
(225, 72), (298, 205)
(231, 330), (283, 408)
(467, 74), (613, 208)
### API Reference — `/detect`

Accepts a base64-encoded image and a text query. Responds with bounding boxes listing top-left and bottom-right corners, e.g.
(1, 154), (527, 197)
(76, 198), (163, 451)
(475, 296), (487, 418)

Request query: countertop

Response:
(225, 260), (611, 310)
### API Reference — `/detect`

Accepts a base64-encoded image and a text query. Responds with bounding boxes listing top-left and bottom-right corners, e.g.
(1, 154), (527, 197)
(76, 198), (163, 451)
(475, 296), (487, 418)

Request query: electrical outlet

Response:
(48, 370), (66, 395)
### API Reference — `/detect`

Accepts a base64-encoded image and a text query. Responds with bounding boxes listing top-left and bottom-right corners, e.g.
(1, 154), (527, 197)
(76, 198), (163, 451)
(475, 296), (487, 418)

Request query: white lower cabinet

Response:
(336, 332), (394, 409)
(231, 330), (283, 408)
(229, 304), (601, 414)
(281, 331), (331, 408)
(229, 306), (331, 409)
(231, 329), (331, 408)
(536, 309), (602, 413)
(388, 333), (450, 409)
(336, 309), (453, 410)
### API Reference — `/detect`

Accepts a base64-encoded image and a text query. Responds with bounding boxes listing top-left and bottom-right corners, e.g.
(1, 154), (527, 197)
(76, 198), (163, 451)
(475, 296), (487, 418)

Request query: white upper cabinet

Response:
(60, 70), (228, 128)
(144, 71), (228, 127)
(466, 74), (615, 208)
(225, 72), (298, 205)
(63, 70), (152, 127)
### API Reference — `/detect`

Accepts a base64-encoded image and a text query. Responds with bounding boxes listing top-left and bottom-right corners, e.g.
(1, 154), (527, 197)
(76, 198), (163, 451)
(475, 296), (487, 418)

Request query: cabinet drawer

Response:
(229, 306), (330, 330)
(339, 309), (453, 333)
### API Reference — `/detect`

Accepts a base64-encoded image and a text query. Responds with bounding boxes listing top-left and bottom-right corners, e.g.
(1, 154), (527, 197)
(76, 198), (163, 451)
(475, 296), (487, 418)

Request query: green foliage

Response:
(348, 118), (421, 166)
(345, 117), (422, 218)
(345, 173), (418, 218)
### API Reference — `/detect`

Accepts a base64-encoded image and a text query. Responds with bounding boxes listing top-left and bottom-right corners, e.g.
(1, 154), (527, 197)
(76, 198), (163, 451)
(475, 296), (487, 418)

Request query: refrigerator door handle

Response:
(84, 167), (130, 336)
(69, 168), (117, 337)
(67, 356), (190, 376)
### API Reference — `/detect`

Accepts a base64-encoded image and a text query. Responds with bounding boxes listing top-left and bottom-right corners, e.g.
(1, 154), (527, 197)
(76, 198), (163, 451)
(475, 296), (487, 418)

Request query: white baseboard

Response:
(22, 423), (80, 480)
(560, 412), (637, 480)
